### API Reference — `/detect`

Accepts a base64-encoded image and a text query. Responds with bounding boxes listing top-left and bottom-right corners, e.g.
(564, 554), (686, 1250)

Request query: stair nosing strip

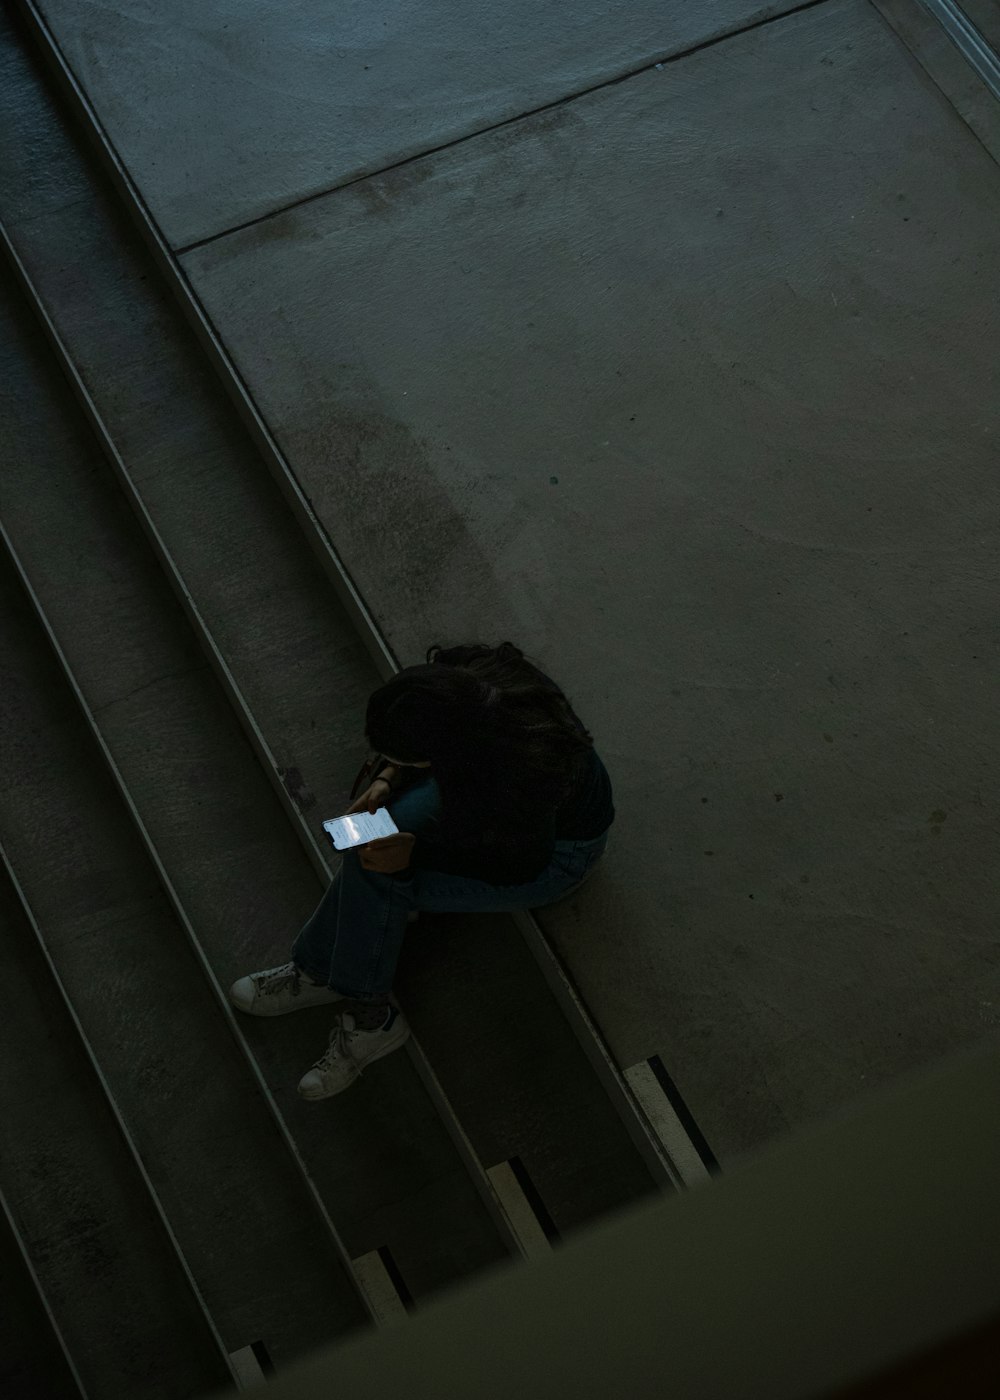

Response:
(0, 839), (238, 1394)
(915, 0), (1000, 101)
(0, 214), (539, 1271)
(512, 909), (697, 1190)
(12, 0), (709, 1196)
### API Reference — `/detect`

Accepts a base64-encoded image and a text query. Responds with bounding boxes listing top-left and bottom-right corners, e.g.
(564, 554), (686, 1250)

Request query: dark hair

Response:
(364, 642), (594, 833)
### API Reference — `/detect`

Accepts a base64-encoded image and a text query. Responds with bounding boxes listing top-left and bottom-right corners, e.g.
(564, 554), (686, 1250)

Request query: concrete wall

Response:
(207, 1033), (1000, 1400)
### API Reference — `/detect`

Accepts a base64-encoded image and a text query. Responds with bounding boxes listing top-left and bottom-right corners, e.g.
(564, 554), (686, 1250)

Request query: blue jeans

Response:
(292, 775), (610, 1002)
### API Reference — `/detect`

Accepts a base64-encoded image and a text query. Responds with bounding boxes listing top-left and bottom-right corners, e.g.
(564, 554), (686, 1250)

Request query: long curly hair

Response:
(364, 642), (594, 833)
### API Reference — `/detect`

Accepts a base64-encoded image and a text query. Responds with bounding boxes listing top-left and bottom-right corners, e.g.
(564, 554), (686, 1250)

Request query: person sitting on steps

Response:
(228, 639), (615, 1101)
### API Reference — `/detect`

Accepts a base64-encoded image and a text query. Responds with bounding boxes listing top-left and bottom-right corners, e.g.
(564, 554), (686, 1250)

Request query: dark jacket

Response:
(406, 692), (614, 886)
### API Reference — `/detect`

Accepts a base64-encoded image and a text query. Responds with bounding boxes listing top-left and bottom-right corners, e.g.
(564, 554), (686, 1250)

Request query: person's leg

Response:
(293, 778), (609, 1019)
(288, 808), (610, 1094)
(291, 776), (443, 1010)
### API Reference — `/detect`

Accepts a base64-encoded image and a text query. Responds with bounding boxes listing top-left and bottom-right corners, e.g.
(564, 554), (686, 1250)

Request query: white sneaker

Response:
(229, 962), (346, 1017)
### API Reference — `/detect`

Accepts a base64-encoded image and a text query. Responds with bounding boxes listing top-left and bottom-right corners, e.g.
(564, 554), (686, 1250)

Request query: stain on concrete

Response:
(354, 157), (440, 219)
(278, 764), (316, 812)
(276, 401), (539, 657)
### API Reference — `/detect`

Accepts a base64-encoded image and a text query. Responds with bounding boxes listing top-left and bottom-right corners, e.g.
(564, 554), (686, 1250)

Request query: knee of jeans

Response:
(387, 798), (441, 836)
(387, 811), (438, 840)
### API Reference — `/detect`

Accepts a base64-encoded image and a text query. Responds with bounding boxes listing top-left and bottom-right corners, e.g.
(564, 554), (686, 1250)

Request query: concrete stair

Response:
(0, 5), (682, 1395)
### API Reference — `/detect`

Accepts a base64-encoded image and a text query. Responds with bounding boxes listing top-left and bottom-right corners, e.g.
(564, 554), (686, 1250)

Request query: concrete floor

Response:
(30, 0), (1000, 1163)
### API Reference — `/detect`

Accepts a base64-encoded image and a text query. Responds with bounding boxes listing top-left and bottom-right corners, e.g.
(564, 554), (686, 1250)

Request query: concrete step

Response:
(0, 1176), (89, 1400)
(0, 226), (512, 1358)
(0, 835), (235, 1398)
(0, 7), (678, 1394)
(0, 0), (667, 1256)
(0, 503), (375, 1373)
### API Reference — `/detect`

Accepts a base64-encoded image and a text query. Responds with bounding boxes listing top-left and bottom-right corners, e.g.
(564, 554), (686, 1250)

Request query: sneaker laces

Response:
(254, 964), (304, 1000)
(315, 1023), (356, 1076)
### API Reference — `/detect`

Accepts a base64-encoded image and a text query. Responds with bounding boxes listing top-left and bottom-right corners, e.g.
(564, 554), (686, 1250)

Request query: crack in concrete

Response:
(90, 662), (207, 715)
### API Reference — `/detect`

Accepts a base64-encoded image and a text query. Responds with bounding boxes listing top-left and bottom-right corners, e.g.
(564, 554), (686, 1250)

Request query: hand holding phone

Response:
(346, 777), (393, 817)
(360, 831), (416, 874)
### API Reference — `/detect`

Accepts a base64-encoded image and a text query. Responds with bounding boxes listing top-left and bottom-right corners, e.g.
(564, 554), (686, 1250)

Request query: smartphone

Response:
(322, 806), (400, 851)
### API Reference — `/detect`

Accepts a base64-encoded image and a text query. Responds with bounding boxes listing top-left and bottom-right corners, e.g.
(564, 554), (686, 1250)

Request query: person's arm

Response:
(376, 763), (426, 795)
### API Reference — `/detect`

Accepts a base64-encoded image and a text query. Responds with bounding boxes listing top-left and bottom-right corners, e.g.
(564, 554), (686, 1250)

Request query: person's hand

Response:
(360, 832), (416, 874)
(346, 778), (392, 816)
